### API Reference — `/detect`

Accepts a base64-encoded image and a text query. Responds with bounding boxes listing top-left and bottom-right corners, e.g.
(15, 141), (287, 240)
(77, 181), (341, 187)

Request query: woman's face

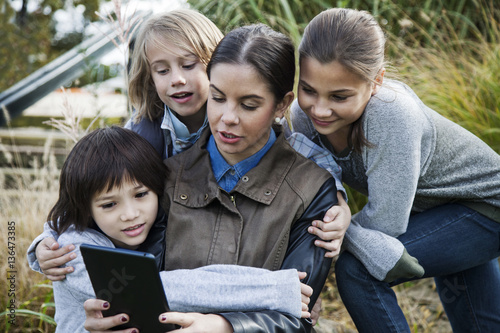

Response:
(298, 58), (379, 142)
(207, 63), (291, 165)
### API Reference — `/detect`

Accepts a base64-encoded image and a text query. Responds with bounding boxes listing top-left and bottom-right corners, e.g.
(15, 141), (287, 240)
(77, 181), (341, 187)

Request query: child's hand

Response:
(309, 191), (351, 257)
(36, 237), (76, 281)
(297, 271), (313, 318)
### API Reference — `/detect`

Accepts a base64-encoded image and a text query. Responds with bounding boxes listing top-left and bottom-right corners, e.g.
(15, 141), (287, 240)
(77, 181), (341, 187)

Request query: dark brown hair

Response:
(48, 126), (167, 234)
(206, 24), (295, 104)
(299, 8), (386, 152)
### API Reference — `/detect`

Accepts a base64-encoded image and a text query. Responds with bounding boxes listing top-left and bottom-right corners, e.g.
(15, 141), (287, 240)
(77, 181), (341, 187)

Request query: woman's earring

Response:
(275, 117), (281, 123)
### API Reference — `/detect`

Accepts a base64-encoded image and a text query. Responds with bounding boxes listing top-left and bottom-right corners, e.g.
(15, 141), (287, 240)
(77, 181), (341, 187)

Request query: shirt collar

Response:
(207, 129), (277, 183)
(161, 104), (208, 155)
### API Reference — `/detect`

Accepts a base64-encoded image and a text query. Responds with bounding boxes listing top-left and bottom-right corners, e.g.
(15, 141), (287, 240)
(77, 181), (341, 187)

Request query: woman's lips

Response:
(218, 131), (241, 144)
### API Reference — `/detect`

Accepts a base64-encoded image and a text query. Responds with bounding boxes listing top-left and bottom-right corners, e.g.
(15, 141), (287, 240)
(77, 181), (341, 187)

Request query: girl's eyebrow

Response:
(209, 84), (264, 101)
(299, 79), (354, 94)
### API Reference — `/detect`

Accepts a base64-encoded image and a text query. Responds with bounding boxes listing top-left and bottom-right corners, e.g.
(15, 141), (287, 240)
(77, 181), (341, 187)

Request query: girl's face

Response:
(298, 58), (380, 146)
(90, 179), (158, 250)
(148, 39), (210, 130)
(207, 63), (292, 165)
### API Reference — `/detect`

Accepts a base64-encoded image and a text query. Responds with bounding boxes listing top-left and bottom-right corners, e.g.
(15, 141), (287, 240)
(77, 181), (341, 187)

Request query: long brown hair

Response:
(299, 8), (386, 152)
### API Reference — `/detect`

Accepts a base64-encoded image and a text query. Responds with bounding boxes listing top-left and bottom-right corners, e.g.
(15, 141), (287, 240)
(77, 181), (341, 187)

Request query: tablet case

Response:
(80, 243), (176, 332)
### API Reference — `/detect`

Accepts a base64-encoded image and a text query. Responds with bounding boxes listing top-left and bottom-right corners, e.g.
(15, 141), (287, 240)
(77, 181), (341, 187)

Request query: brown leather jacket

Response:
(160, 126), (338, 332)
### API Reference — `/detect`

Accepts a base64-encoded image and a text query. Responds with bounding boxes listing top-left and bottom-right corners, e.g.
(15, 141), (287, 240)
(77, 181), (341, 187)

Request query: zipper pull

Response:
(230, 195), (236, 206)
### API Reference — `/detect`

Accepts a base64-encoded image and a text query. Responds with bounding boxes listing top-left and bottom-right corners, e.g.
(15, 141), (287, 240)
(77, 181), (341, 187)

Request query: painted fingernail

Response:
(131, 330), (138, 333)
(120, 316), (128, 322)
(160, 315), (166, 322)
(103, 302), (109, 309)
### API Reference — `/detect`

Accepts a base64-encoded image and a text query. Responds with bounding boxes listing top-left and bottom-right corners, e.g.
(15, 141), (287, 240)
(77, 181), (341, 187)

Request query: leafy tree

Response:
(0, 0), (102, 92)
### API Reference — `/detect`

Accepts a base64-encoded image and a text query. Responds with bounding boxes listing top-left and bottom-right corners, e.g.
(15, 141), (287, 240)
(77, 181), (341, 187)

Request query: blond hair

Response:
(128, 9), (223, 122)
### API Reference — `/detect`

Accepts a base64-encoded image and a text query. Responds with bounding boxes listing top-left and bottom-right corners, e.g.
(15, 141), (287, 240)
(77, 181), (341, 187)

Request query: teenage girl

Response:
(291, 8), (500, 332)
(33, 126), (311, 332)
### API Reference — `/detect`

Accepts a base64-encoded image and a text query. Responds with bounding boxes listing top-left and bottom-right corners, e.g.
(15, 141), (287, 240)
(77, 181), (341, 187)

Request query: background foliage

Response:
(1, 0), (499, 332)
(0, 0), (102, 91)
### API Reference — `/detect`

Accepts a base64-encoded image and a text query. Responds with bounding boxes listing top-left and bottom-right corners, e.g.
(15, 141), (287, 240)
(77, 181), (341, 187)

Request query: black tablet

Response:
(80, 243), (176, 332)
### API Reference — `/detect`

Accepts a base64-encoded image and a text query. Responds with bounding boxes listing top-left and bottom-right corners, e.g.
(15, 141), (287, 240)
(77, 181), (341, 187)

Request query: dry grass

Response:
(0, 144), (59, 332)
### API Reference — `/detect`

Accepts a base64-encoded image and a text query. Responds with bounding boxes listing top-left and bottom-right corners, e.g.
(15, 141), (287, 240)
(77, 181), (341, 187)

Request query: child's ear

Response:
(371, 68), (385, 96)
(275, 91), (295, 118)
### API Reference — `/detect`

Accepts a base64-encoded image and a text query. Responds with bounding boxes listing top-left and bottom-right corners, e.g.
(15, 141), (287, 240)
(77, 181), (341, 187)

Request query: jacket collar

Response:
(173, 124), (297, 207)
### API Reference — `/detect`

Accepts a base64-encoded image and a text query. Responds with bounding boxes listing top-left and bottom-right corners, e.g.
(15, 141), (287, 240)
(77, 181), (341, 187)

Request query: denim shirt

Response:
(207, 130), (276, 193)
(161, 105), (208, 155)
(125, 105), (208, 159)
(163, 105), (208, 156)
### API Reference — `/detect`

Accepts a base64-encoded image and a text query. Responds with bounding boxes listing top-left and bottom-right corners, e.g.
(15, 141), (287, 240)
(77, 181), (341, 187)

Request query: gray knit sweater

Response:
(27, 224), (302, 333)
(290, 79), (500, 282)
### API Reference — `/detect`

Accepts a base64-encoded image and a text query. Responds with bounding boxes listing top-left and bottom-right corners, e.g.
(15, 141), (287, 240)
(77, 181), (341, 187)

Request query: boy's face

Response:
(148, 39), (210, 130)
(90, 180), (158, 249)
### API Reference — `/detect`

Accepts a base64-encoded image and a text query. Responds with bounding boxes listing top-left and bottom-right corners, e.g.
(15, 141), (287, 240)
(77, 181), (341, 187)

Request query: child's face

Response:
(90, 180), (158, 250)
(148, 39), (210, 125)
(298, 58), (376, 142)
(207, 63), (289, 165)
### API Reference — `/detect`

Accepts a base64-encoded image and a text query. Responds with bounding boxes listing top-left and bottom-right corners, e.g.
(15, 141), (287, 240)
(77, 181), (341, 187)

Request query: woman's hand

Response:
(310, 296), (322, 325)
(83, 299), (138, 333)
(309, 192), (351, 257)
(36, 237), (76, 281)
(298, 271), (312, 318)
(159, 312), (233, 332)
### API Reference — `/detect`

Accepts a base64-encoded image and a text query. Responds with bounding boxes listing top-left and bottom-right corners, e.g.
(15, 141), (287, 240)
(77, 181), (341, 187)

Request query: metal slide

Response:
(0, 12), (147, 126)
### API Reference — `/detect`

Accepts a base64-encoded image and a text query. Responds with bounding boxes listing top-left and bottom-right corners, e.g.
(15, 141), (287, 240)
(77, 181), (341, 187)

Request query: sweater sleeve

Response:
(52, 229), (114, 332)
(26, 222), (59, 273)
(161, 265), (302, 317)
(290, 89), (426, 282)
(355, 85), (434, 236)
(344, 85), (431, 280)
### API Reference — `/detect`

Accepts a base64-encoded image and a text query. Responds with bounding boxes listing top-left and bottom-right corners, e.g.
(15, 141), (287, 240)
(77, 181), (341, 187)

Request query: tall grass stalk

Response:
(0, 151), (59, 331)
(387, 1), (500, 152)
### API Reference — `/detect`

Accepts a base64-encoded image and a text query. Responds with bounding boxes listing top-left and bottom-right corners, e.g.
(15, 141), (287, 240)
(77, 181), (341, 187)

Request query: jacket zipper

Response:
(230, 195), (236, 206)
